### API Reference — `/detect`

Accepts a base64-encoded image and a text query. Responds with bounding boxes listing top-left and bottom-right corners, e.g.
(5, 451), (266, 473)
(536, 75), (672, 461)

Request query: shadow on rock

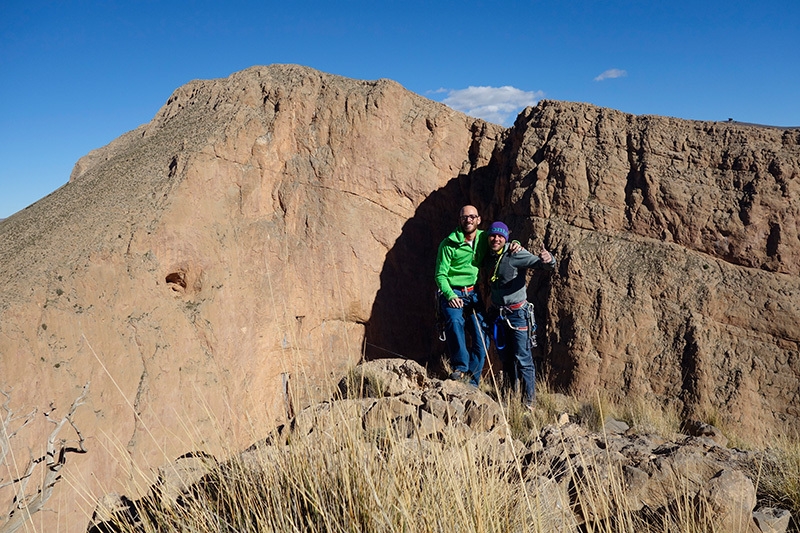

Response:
(364, 175), (482, 367)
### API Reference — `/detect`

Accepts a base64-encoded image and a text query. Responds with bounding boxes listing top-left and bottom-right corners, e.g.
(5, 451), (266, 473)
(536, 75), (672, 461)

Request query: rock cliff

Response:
(0, 64), (798, 531)
(0, 65), (501, 530)
(491, 102), (800, 434)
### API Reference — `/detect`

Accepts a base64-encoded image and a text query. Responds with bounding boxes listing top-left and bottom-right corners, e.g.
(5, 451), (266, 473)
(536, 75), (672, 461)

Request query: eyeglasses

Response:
(460, 214), (479, 221)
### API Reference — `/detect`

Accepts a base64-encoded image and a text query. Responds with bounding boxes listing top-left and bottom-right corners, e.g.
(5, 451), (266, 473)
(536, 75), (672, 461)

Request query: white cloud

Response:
(594, 69), (628, 81)
(441, 86), (544, 125)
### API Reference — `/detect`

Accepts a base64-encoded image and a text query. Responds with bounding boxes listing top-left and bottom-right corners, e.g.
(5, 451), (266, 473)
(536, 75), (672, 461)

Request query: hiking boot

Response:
(449, 371), (471, 383)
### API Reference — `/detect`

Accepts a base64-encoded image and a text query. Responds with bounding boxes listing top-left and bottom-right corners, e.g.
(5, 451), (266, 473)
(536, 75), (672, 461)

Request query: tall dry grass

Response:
(95, 410), (561, 532)
(81, 369), (800, 533)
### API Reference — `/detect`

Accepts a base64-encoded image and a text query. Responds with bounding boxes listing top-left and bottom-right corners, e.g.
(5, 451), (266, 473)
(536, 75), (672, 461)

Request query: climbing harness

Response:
(435, 286), (479, 342)
(492, 301), (538, 349)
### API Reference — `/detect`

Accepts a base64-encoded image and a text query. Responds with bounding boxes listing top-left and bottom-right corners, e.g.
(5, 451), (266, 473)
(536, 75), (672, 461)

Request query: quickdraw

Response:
(435, 290), (447, 341)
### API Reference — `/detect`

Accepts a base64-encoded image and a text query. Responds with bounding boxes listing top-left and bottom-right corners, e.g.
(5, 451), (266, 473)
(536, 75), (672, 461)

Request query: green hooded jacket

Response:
(434, 228), (488, 301)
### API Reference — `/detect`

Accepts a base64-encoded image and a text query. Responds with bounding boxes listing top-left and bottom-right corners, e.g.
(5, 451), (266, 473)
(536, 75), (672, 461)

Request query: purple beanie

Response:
(488, 221), (510, 239)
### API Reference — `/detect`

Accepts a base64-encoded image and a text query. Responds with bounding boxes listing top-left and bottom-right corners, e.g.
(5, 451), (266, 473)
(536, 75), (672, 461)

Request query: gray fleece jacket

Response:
(485, 244), (556, 307)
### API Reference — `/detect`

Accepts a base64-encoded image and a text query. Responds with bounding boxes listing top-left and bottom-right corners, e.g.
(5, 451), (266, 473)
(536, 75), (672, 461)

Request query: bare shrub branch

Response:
(0, 382), (89, 533)
(0, 390), (37, 476)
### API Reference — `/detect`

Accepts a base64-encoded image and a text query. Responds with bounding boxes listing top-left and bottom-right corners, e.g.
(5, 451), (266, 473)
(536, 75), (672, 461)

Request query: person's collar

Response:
(460, 228), (478, 242)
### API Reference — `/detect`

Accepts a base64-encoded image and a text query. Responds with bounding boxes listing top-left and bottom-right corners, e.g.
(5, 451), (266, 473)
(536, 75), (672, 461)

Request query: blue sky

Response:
(2, 0), (798, 219)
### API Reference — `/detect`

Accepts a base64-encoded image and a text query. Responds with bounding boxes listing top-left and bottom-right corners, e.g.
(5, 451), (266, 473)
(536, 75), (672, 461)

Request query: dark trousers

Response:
(495, 304), (535, 405)
(440, 288), (488, 386)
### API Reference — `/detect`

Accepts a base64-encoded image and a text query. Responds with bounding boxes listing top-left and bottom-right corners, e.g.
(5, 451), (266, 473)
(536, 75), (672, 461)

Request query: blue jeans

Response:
(440, 288), (488, 386)
(495, 304), (535, 405)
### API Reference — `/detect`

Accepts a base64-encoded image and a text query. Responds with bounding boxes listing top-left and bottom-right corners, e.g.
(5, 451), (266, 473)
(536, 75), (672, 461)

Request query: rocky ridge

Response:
(89, 359), (792, 533)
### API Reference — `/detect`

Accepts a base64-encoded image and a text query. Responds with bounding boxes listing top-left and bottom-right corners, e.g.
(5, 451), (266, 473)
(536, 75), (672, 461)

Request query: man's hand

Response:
(508, 241), (522, 254)
(448, 297), (464, 309)
(540, 246), (553, 263)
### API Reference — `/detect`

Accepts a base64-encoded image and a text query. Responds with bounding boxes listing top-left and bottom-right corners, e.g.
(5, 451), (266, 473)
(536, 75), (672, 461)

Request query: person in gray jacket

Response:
(484, 221), (555, 406)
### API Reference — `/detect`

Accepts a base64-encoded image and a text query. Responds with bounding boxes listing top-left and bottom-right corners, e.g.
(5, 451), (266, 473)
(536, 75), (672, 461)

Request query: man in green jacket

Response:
(435, 205), (516, 385)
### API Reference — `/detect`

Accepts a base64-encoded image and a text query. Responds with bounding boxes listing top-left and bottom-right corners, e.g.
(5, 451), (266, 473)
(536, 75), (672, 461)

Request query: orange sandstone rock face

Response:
(0, 65), (500, 531)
